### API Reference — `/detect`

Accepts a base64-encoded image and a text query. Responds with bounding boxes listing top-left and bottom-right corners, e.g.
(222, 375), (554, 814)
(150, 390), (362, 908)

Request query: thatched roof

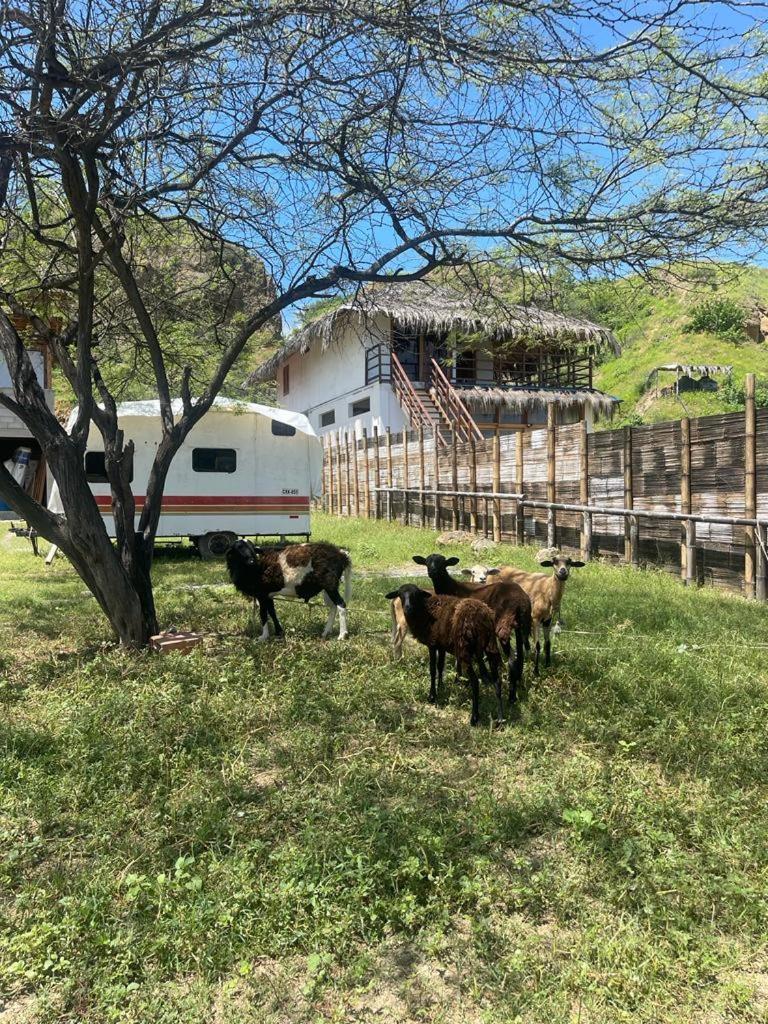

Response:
(248, 280), (618, 383)
(458, 386), (619, 418)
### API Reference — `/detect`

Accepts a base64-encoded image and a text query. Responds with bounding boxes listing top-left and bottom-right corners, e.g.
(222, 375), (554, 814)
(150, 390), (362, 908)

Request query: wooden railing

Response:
(429, 358), (484, 443)
(390, 351), (443, 442)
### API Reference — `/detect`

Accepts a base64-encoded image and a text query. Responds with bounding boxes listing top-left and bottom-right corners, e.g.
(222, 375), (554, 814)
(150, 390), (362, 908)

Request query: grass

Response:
(2, 512), (768, 1022)
(591, 264), (768, 425)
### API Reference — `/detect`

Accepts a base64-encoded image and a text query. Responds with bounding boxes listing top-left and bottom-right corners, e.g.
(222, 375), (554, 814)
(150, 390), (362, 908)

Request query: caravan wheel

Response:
(197, 531), (237, 560)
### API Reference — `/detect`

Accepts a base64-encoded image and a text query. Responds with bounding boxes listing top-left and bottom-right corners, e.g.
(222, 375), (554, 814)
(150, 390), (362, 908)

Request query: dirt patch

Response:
(0, 995), (38, 1024)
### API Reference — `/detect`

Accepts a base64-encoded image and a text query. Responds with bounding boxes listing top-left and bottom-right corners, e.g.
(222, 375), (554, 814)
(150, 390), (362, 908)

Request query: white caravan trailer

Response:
(48, 398), (323, 557)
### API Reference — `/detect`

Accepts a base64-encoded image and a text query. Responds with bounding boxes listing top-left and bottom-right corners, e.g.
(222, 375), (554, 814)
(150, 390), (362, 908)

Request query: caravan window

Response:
(350, 396), (370, 416)
(192, 448), (237, 473)
(85, 451), (133, 484)
(271, 420), (296, 437)
(320, 409), (335, 427)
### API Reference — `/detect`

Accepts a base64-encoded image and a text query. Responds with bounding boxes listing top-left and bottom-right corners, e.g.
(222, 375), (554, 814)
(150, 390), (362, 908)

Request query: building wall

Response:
(0, 351), (52, 437)
(276, 314), (408, 438)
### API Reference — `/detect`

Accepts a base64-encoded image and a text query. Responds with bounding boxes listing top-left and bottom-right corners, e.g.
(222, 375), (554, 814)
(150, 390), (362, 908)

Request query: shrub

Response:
(684, 297), (746, 341)
(720, 375), (768, 410)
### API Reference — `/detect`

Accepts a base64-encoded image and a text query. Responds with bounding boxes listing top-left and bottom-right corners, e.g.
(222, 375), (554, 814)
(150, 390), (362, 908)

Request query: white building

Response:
(249, 281), (619, 442)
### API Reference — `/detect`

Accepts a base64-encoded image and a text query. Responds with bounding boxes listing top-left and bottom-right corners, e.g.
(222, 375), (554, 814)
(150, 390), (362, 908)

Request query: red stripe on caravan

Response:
(94, 494), (309, 508)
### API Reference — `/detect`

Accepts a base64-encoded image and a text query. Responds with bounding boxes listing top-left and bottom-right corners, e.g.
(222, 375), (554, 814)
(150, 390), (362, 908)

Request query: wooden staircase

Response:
(390, 352), (483, 446)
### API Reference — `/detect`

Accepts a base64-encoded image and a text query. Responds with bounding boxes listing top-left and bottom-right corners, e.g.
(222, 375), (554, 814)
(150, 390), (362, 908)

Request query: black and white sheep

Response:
(462, 552), (584, 674)
(385, 584), (503, 725)
(410, 553), (532, 704)
(226, 540), (351, 640)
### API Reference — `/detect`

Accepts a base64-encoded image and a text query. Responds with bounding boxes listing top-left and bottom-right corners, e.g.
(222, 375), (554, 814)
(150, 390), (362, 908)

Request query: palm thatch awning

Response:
(248, 280), (619, 384)
(458, 386), (619, 417)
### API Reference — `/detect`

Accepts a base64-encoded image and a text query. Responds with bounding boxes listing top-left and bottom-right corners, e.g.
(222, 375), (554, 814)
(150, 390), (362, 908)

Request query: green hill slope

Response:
(581, 265), (768, 425)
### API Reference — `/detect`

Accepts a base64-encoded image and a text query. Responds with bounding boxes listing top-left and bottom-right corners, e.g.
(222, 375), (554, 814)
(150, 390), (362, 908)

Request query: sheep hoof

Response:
(337, 632), (349, 641)
(470, 716), (480, 727)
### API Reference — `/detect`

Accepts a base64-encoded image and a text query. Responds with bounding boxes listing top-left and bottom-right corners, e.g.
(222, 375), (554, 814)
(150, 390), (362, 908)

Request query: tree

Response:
(0, 0), (766, 645)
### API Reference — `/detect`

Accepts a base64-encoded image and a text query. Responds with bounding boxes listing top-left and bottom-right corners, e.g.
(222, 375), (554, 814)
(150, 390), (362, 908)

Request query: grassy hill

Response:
(583, 264), (768, 426)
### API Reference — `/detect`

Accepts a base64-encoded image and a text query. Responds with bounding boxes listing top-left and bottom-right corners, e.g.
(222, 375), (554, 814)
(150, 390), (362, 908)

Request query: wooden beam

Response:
(745, 372), (757, 597)
(546, 405), (556, 548)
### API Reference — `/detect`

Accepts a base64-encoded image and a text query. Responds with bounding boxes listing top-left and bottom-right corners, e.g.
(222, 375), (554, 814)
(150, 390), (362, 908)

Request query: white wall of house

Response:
(276, 314), (409, 438)
(0, 351), (53, 437)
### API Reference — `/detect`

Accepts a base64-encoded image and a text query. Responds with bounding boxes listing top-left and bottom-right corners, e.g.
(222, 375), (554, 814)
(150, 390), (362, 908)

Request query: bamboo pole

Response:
(745, 372), (757, 598)
(403, 430), (410, 526)
(756, 523), (767, 602)
(515, 430), (525, 546)
(373, 425), (381, 519)
(579, 419), (591, 561)
(386, 427), (393, 522)
(492, 426), (501, 542)
(419, 426), (426, 527)
(469, 435), (477, 533)
(344, 430), (352, 516)
(546, 405), (556, 548)
(327, 436), (335, 514)
(362, 428), (371, 518)
(451, 429), (459, 530)
(352, 430), (360, 517)
(680, 417), (693, 583)
(623, 426), (636, 564)
(433, 425), (440, 530)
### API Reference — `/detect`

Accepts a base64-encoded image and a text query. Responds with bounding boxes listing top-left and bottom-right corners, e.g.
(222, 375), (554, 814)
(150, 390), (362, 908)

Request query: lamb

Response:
(462, 552), (584, 674)
(226, 539), (351, 640)
(384, 584), (504, 726)
(411, 553), (532, 705)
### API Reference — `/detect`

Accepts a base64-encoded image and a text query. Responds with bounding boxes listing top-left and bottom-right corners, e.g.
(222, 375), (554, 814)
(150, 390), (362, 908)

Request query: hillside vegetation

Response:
(581, 264), (768, 426)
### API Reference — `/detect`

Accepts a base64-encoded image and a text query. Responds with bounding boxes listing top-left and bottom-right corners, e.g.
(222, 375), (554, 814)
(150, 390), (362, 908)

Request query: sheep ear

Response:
(569, 560), (585, 568)
(412, 555), (427, 565)
(486, 568), (501, 576)
(539, 559), (553, 567)
(445, 556), (460, 566)
(384, 590), (400, 600)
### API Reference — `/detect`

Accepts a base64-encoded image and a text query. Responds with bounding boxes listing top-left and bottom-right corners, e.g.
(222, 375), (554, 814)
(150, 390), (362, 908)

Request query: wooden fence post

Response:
(433, 426), (440, 530)
(623, 426), (637, 565)
(680, 417), (694, 584)
(386, 427), (393, 522)
(469, 435), (477, 533)
(756, 523), (767, 602)
(419, 426), (426, 527)
(515, 430), (525, 546)
(352, 430), (360, 517)
(327, 436), (335, 514)
(373, 425), (380, 519)
(492, 427), (501, 542)
(345, 430), (352, 516)
(451, 429), (459, 530)
(546, 406), (556, 548)
(579, 419), (591, 561)
(403, 430), (410, 526)
(362, 428), (371, 518)
(745, 373), (757, 598)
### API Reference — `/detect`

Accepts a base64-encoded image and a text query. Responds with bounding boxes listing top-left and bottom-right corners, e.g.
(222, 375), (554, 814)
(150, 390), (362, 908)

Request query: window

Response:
(320, 409), (335, 427)
(282, 364), (290, 395)
(85, 451), (133, 484)
(192, 448), (237, 473)
(271, 419), (296, 437)
(350, 396), (371, 416)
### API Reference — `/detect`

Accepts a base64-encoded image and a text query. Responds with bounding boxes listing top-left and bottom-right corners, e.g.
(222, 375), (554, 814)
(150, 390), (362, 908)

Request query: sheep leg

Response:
(326, 586), (348, 639)
(391, 600), (407, 661)
(437, 648), (446, 694)
(466, 662), (481, 727)
(267, 598), (284, 638)
(513, 625), (525, 700)
(479, 654), (504, 724)
(542, 618), (552, 667)
(321, 591), (338, 638)
(532, 622), (541, 677)
(257, 599), (271, 641)
(428, 646), (438, 703)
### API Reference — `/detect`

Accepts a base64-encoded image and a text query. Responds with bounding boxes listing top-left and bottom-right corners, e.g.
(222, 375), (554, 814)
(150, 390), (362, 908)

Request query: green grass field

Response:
(2, 513), (768, 1023)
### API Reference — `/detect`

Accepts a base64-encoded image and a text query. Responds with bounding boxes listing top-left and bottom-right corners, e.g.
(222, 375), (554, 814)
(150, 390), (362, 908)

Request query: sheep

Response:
(461, 552), (584, 674)
(411, 553), (532, 705)
(385, 584), (504, 725)
(226, 539), (352, 640)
